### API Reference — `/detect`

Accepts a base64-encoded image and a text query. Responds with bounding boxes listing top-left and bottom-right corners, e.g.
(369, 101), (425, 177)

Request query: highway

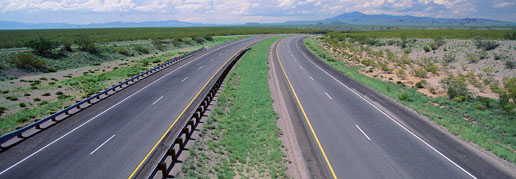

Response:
(272, 36), (515, 178)
(0, 35), (270, 178)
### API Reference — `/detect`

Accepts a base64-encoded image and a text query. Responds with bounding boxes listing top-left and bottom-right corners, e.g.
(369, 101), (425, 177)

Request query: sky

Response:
(0, 0), (515, 24)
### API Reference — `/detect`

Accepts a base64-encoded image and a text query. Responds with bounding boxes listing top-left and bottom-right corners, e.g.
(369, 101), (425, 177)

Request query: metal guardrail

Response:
(0, 47), (206, 148)
(145, 48), (251, 179)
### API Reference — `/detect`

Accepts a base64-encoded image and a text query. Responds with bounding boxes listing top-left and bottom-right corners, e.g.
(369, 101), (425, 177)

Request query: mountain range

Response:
(0, 20), (208, 30)
(1, 12), (514, 29)
(286, 12), (515, 26)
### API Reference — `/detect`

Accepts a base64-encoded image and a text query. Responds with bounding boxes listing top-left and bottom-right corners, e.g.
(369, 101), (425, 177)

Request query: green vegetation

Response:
(328, 29), (516, 40)
(181, 37), (287, 178)
(0, 27), (321, 49)
(0, 36), (245, 135)
(9, 52), (47, 71)
(305, 37), (516, 165)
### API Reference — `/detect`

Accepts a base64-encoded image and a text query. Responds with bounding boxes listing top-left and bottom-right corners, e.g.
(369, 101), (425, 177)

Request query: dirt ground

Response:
(320, 38), (516, 99)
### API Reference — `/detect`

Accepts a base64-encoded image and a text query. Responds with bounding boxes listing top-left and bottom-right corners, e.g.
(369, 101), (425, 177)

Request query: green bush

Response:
(423, 46), (430, 52)
(415, 80), (427, 88)
(412, 68), (427, 78)
(33, 97), (41, 101)
(42, 93), (50, 96)
(19, 103), (26, 108)
(117, 46), (130, 56)
(26, 37), (59, 56)
(429, 42), (438, 50)
(478, 50), (489, 59)
(398, 92), (413, 102)
(474, 36), (499, 51)
(505, 60), (515, 69)
(0, 107), (6, 114)
(440, 75), (471, 100)
(134, 45), (149, 54)
(10, 52), (47, 70)
(466, 54), (479, 63)
(442, 53), (456, 63)
(75, 35), (98, 54)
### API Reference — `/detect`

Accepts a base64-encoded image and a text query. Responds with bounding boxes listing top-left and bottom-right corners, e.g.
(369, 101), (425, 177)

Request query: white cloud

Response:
(493, 1), (514, 8)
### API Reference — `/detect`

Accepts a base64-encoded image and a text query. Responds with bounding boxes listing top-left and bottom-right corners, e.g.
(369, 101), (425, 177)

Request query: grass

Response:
(0, 27), (321, 49)
(0, 36), (246, 135)
(331, 29), (516, 40)
(181, 37), (288, 178)
(304, 37), (516, 165)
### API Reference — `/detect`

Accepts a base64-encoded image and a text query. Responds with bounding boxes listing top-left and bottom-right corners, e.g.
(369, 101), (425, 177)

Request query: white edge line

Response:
(0, 38), (248, 176)
(324, 92), (333, 100)
(294, 37), (477, 179)
(181, 77), (188, 83)
(309, 75), (314, 81)
(355, 124), (371, 141)
(152, 96), (163, 105)
(90, 135), (115, 155)
(198, 66), (203, 70)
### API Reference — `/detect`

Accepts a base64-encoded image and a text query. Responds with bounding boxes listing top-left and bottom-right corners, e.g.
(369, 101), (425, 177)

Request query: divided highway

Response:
(272, 36), (515, 178)
(0, 35), (270, 178)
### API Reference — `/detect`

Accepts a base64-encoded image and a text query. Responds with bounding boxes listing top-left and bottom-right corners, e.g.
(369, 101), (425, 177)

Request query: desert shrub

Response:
(134, 45), (149, 54)
(403, 48), (412, 54)
(423, 46), (430, 52)
(429, 42), (438, 50)
(19, 103), (26, 108)
(172, 39), (182, 47)
(55, 91), (63, 95)
(33, 97), (41, 101)
(504, 77), (516, 102)
(361, 59), (374, 67)
(505, 60), (515, 69)
(204, 35), (214, 41)
(385, 49), (395, 61)
(396, 69), (406, 79)
(10, 52), (47, 70)
(42, 92), (50, 96)
(63, 40), (73, 52)
(26, 37), (59, 56)
(117, 46), (129, 56)
(151, 38), (166, 50)
(192, 36), (204, 44)
(494, 53), (505, 61)
(0, 107), (6, 114)
(412, 68), (427, 78)
(474, 36), (499, 51)
(76, 35), (98, 54)
(415, 80), (427, 88)
(466, 53), (479, 63)
(440, 75), (471, 100)
(424, 63), (439, 75)
(5, 96), (18, 101)
(443, 53), (456, 63)
(433, 37), (446, 47)
(505, 32), (516, 40)
(478, 50), (489, 59)
(398, 92), (413, 102)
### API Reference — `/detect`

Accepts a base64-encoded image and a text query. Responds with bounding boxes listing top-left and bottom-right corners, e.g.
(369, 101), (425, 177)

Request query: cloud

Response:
(493, 1), (514, 8)
(0, 0), (515, 24)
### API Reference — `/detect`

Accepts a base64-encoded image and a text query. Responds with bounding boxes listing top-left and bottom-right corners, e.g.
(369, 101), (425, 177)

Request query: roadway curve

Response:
(0, 35), (271, 178)
(272, 35), (516, 178)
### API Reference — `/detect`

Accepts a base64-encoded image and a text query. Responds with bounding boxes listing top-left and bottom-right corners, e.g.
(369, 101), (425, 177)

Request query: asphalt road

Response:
(273, 36), (496, 178)
(0, 35), (270, 178)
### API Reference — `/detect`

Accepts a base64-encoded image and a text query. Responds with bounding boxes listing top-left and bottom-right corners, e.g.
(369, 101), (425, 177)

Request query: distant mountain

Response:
(0, 20), (209, 30)
(285, 12), (516, 26)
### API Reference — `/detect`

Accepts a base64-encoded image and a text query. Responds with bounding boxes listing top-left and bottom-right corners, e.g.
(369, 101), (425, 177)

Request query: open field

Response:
(332, 29), (516, 40)
(179, 37), (288, 178)
(304, 36), (516, 165)
(0, 35), (246, 135)
(0, 27), (322, 49)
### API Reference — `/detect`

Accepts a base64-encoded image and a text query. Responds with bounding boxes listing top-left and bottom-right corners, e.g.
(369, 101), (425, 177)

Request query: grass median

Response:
(304, 37), (516, 165)
(180, 36), (288, 178)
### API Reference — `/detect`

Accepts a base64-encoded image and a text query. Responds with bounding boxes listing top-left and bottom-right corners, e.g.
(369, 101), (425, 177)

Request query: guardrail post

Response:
(51, 117), (58, 122)
(168, 148), (177, 162)
(157, 162), (168, 177)
(175, 138), (184, 150)
(182, 128), (190, 140)
(188, 120), (194, 129)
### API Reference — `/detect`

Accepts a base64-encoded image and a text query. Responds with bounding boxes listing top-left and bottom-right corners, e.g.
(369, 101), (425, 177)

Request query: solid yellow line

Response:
(128, 46), (248, 179)
(274, 38), (337, 179)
